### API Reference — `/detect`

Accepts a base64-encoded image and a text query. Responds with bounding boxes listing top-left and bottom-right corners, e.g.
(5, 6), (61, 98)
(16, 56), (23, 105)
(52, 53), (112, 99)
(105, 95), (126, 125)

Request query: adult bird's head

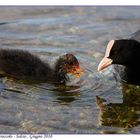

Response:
(97, 39), (140, 71)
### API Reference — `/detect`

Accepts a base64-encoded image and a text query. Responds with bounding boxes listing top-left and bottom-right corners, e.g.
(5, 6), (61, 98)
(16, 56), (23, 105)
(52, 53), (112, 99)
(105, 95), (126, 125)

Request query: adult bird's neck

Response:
(113, 64), (140, 85)
(121, 65), (140, 85)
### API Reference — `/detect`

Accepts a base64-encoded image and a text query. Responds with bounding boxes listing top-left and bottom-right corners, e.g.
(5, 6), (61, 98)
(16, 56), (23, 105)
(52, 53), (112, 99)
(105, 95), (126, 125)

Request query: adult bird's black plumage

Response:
(0, 49), (83, 84)
(98, 30), (140, 85)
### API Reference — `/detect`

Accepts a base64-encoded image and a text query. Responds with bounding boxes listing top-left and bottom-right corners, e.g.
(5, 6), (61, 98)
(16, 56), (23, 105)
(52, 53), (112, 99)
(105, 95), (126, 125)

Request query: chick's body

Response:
(0, 49), (82, 84)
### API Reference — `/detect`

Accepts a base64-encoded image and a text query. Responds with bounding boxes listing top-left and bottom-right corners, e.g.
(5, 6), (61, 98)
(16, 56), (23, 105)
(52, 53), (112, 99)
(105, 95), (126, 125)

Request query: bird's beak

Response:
(97, 40), (115, 72)
(68, 65), (84, 78)
(97, 57), (113, 71)
(73, 66), (84, 78)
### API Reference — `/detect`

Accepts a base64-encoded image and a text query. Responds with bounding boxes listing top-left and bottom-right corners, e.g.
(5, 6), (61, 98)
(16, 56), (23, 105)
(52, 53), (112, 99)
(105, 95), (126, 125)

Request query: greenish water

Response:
(0, 6), (140, 134)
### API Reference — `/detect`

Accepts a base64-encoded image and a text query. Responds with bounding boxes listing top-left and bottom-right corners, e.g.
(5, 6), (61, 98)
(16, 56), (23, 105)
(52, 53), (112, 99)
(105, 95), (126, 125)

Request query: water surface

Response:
(0, 6), (140, 134)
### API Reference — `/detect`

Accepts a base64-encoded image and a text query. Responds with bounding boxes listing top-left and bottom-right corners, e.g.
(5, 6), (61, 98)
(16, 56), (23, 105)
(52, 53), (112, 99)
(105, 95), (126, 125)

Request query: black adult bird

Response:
(97, 30), (140, 85)
(0, 49), (83, 84)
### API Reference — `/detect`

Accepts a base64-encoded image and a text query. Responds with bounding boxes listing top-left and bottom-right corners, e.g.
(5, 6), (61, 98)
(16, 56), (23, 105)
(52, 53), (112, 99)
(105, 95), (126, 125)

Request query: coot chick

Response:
(97, 39), (140, 84)
(0, 49), (83, 84)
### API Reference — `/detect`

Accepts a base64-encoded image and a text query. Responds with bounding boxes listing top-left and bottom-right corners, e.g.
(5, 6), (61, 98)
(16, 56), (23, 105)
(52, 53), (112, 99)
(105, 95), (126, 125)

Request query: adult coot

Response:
(0, 49), (83, 84)
(97, 34), (140, 85)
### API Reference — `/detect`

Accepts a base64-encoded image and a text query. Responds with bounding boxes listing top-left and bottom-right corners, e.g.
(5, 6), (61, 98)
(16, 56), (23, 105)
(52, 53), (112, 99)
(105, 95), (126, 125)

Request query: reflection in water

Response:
(52, 84), (81, 105)
(2, 77), (81, 105)
(96, 82), (140, 131)
(53, 91), (80, 105)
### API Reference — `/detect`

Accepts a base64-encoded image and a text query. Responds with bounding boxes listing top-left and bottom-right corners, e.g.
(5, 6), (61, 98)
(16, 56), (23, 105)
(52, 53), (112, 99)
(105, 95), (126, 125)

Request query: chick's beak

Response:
(68, 65), (84, 78)
(97, 57), (113, 71)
